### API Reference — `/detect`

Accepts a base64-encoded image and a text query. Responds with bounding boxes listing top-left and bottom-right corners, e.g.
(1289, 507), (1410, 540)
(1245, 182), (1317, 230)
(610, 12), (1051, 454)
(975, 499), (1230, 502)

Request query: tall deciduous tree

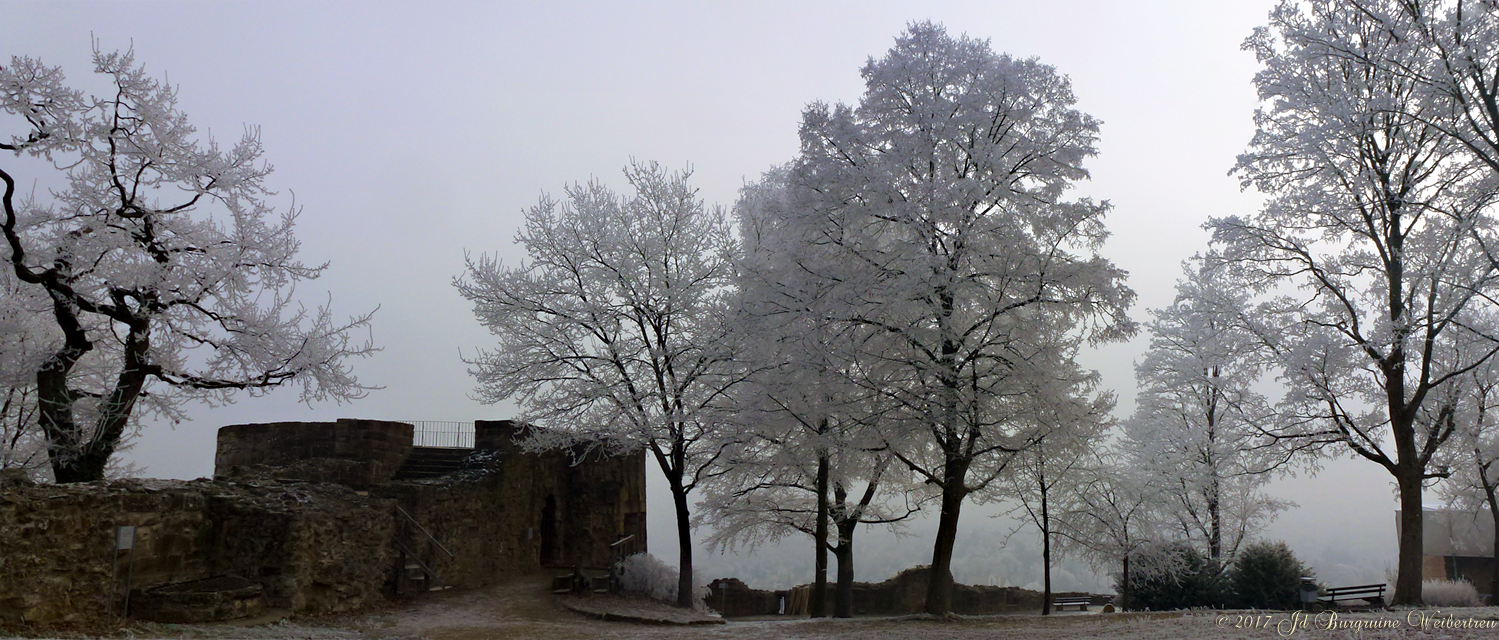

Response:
(793, 22), (1135, 615)
(0, 48), (376, 483)
(700, 166), (919, 617)
(1214, 0), (1499, 604)
(456, 161), (742, 608)
(1124, 261), (1293, 564)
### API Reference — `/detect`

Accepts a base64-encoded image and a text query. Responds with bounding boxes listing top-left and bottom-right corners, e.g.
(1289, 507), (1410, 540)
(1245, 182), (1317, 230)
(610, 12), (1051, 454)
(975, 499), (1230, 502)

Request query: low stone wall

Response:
(215, 419), (413, 487)
(708, 568), (1106, 618)
(847, 566), (1046, 615)
(706, 578), (780, 617)
(0, 475), (394, 625)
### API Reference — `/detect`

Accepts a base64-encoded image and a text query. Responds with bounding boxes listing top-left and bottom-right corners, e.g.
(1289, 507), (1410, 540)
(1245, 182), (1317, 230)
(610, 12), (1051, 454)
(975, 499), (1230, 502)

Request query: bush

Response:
(1230, 541), (1313, 610)
(1423, 579), (1482, 607)
(616, 553), (710, 609)
(1120, 542), (1228, 611)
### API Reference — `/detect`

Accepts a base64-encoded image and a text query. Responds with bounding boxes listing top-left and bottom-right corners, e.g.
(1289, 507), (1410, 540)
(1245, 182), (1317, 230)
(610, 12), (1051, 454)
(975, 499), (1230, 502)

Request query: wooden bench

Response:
(1318, 584), (1386, 608)
(1053, 596), (1092, 611)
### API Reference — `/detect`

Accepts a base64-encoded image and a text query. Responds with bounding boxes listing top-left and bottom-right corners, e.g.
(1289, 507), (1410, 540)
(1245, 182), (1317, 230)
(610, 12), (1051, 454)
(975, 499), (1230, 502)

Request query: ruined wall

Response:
(1, 418), (647, 626)
(202, 481), (395, 612)
(0, 475), (394, 625)
(377, 420), (647, 590)
(0, 478), (211, 624)
(480, 420), (647, 567)
(214, 419), (413, 487)
(706, 568), (1084, 618)
(706, 578), (780, 617)
(839, 567), (1053, 615)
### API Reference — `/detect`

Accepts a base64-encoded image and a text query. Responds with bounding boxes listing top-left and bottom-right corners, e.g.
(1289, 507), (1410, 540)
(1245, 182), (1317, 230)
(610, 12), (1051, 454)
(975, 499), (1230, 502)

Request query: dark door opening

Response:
(540, 495), (560, 567)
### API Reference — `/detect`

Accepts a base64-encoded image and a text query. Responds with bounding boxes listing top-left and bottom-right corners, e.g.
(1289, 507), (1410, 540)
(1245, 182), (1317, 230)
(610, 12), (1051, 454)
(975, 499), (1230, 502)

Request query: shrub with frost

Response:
(1423, 579), (1482, 607)
(616, 553), (709, 610)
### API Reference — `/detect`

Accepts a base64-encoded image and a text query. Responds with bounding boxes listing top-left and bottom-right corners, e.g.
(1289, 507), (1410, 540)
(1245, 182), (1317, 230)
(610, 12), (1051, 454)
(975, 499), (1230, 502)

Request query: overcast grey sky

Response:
(4, 0), (1398, 588)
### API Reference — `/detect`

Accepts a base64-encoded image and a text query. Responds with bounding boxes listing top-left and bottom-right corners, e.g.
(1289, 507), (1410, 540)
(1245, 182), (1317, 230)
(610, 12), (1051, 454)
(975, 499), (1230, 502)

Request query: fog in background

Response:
(3, 0), (1399, 591)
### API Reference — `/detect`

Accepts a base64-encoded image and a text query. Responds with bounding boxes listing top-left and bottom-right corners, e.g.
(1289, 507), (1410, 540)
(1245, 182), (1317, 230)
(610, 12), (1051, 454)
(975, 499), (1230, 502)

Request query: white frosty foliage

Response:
(0, 269), (51, 479)
(456, 160), (741, 606)
(785, 22), (1136, 612)
(1423, 579), (1483, 607)
(617, 553), (709, 610)
(1214, 0), (1499, 603)
(1127, 541), (1196, 586)
(1125, 260), (1290, 563)
(0, 46), (376, 480)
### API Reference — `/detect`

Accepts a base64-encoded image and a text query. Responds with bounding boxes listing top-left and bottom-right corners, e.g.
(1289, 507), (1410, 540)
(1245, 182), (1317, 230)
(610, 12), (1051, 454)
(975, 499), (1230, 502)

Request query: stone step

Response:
(393, 447), (474, 480)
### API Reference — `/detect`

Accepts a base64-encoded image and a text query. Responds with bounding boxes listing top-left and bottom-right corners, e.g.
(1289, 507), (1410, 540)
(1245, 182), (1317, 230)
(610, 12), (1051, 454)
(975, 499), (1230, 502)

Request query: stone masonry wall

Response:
(0, 475), (394, 625)
(474, 420), (647, 567)
(202, 481), (395, 612)
(706, 568), (1090, 618)
(214, 419), (412, 488)
(0, 478), (211, 624)
(376, 420), (647, 590)
(1, 418), (647, 626)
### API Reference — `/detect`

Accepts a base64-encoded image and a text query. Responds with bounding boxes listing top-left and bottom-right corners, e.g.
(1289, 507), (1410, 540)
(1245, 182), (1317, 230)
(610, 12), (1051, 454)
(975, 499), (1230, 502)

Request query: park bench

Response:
(1317, 583), (1387, 609)
(1052, 596), (1092, 611)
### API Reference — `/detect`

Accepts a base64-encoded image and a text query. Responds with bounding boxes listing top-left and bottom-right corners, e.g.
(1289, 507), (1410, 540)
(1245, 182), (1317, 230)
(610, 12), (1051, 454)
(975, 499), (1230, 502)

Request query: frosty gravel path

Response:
(20, 578), (1499, 639)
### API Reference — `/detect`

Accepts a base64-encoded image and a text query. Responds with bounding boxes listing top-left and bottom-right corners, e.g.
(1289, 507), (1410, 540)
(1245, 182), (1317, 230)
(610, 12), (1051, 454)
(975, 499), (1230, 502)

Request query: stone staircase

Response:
(393, 447), (472, 480)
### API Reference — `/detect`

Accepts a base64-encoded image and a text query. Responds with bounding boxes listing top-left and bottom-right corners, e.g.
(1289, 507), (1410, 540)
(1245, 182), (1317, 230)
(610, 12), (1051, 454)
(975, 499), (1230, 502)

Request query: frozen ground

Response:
(12, 578), (1499, 639)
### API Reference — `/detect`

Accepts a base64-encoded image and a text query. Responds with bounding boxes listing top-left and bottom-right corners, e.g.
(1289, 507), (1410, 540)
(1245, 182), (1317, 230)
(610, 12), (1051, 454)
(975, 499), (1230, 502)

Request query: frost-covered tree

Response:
(793, 22), (1136, 615)
(1349, 0), (1499, 177)
(1125, 261), (1292, 563)
(455, 161), (743, 608)
(1005, 385), (1111, 615)
(1212, 1), (1499, 604)
(1055, 453), (1163, 611)
(0, 269), (50, 479)
(697, 166), (919, 617)
(0, 48), (376, 483)
(1434, 321), (1499, 598)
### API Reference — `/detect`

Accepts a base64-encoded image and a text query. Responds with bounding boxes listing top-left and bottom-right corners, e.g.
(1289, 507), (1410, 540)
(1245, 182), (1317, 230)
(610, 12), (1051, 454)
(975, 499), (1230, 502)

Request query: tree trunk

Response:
(1393, 468), (1425, 605)
(1484, 470), (1499, 602)
(1208, 477), (1222, 561)
(923, 460), (969, 616)
(45, 324), (150, 483)
(1121, 553), (1131, 611)
(812, 450), (829, 617)
(834, 519), (857, 618)
(1041, 470), (1052, 616)
(37, 292), (92, 483)
(670, 476), (696, 608)
(38, 353), (85, 483)
(1207, 377), (1222, 561)
(1489, 492), (1499, 603)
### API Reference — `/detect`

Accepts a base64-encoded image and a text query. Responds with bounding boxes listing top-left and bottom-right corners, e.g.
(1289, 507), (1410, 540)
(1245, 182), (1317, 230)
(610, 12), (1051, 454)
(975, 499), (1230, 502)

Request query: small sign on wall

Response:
(115, 526), (136, 551)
